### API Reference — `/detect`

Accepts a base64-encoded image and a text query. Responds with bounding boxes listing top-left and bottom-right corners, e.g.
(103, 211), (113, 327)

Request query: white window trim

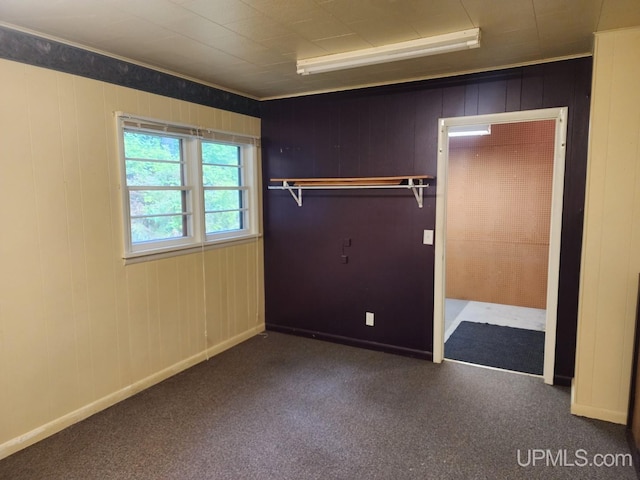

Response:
(115, 112), (260, 262)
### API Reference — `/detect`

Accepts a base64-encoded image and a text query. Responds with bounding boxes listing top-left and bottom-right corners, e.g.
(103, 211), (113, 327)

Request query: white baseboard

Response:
(0, 324), (265, 460)
(570, 402), (627, 425)
(569, 377), (628, 425)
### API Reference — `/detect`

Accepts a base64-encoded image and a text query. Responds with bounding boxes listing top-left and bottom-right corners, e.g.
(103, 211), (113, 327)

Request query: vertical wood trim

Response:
(543, 107), (568, 385)
(628, 275), (640, 436)
(573, 27), (640, 423)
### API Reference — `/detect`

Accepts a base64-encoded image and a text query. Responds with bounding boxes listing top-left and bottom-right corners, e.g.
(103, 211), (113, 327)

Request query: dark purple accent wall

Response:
(261, 58), (592, 381)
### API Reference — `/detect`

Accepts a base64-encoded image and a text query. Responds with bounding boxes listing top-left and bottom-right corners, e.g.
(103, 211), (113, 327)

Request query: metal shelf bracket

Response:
(268, 175), (433, 208)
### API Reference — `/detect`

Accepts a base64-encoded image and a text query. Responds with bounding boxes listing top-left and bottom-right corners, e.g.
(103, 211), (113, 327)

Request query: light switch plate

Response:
(423, 229), (434, 245)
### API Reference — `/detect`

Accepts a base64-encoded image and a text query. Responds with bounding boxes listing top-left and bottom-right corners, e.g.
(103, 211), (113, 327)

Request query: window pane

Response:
(202, 165), (240, 187)
(202, 142), (240, 165)
(204, 189), (242, 212)
(131, 215), (187, 243)
(129, 190), (186, 217)
(206, 211), (242, 234)
(125, 160), (182, 186)
(124, 131), (181, 161)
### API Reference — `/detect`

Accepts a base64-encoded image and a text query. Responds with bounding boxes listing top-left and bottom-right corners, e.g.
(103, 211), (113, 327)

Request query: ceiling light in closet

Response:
(296, 28), (481, 75)
(448, 125), (492, 137)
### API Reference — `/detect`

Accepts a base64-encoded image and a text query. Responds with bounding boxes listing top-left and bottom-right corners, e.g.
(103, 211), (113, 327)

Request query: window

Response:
(117, 113), (259, 259)
(124, 131), (192, 246)
(201, 141), (246, 239)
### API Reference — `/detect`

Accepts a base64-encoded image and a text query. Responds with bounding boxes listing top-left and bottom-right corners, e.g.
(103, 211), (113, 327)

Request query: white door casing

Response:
(433, 107), (568, 385)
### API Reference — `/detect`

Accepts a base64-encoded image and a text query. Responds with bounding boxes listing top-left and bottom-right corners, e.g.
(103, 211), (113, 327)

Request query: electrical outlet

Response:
(366, 312), (374, 327)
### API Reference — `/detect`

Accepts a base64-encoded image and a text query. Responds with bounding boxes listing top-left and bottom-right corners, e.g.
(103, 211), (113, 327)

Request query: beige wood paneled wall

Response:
(0, 58), (264, 458)
(446, 121), (555, 309)
(572, 27), (640, 424)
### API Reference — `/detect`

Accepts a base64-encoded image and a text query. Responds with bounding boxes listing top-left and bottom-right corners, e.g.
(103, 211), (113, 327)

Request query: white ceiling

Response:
(1, 0), (640, 100)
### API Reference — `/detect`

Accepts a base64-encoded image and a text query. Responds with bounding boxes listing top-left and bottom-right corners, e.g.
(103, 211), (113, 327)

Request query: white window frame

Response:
(116, 112), (260, 261)
(200, 140), (256, 243)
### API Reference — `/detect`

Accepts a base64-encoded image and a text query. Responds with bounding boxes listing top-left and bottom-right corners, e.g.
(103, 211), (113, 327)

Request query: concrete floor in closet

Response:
(444, 299), (546, 344)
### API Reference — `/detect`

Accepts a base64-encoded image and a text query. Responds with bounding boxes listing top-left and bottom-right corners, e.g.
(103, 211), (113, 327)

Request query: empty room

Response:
(1, 1), (640, 479)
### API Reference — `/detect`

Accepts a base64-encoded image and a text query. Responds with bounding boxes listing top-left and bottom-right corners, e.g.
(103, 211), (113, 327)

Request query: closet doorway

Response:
(432, 108), (568, 385)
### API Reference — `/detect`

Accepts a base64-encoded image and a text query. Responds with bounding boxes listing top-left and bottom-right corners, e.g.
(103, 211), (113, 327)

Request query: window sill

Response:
(123, 233), (262, 265)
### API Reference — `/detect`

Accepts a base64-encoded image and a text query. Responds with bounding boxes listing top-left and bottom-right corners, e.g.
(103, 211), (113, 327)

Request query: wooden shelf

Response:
(268, 175), (434, 207)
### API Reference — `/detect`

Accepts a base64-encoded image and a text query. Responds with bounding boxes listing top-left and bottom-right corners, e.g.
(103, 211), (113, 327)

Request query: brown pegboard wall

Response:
(446, 120), (555, 309)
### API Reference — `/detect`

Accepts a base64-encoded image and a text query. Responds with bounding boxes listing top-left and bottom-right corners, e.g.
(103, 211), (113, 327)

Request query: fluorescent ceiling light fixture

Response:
(448, 125), (492, 137)
(296, 28), (480, 75)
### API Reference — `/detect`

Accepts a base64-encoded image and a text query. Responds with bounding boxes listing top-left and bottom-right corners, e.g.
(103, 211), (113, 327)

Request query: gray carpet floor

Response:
(0, 332), (636, 480)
